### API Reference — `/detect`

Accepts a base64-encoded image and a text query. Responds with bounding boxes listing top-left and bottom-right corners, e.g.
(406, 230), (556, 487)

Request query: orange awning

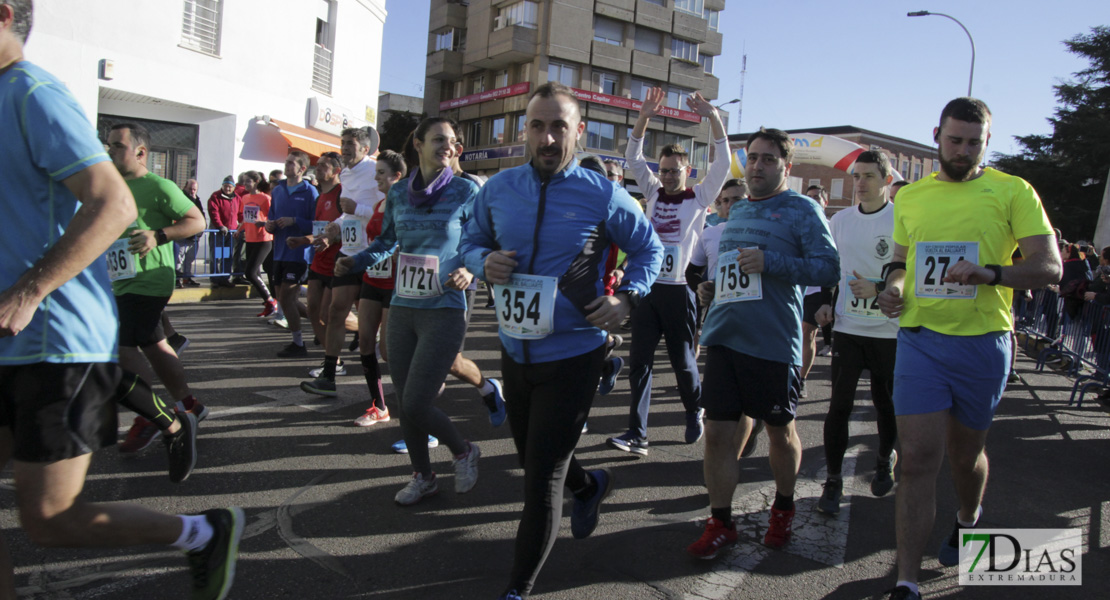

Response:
(269, 118), (341, 161)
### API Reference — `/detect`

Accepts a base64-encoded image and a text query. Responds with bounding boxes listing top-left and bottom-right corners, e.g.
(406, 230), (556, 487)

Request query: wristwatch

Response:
(616, 289), (641, 310)
(154, 229), (169, 246)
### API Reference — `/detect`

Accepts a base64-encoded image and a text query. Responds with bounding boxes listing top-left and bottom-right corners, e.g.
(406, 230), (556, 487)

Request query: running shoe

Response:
(165, 411), (198, 484)
(269, 316), (289, 329)
(582, 421), (589, 434)
(606, 432), (649, 457)
(685, 407), (705, 444)
(395, 472), (438, 506)
(392, 436), (439, 454)
(687, 517), (738, 559)
(186, 507), (244, 600)
(276, 342), (307, 358)
(484, 378), (506, 427)
(498, 591), (524, 600)
(257, 299), (278, 318)
(871, 450), (898, 497)
(453, 442), (481, 493)
(120, 416), (161, 453)
(598, 356), (623, 396)
(799, 379), (808, 399)
(348, 331), (360, 352)
(1007, 371), (1021, 384)
(182, 396), (210, 422)
(887, 585), (922, 600)
(817, 345), (832, 357)
(740, 419), (764, 459)
(354, 406), (390, 427)
(816, 478), (843, 516)
(300, 376), (337, 397)
(607, 334), (624, 354)
(764, 506), (795, 548)
(168, 333), (191, 355)
(571, 468), (612, 539)
(939, 517), (977, 567)
(308, 358), (346, 378)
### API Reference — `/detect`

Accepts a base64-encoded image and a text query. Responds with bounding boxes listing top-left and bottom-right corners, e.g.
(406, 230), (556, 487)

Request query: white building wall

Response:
(23, 0), (386, 200)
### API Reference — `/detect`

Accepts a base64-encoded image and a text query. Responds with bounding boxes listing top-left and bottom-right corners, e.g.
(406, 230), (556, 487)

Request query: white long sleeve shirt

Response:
(334, 155), (382, 255)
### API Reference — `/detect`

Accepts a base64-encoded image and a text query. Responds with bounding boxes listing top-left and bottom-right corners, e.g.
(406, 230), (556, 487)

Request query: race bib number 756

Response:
(714, 248), (762, 304)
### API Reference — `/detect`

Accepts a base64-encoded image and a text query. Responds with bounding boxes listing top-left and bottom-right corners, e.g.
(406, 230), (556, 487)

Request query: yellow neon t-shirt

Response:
(892, 168), (1054, 336)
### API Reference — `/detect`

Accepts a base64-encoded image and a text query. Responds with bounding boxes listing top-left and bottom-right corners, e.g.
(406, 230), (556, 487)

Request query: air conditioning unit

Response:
(494, 15), (506, 30)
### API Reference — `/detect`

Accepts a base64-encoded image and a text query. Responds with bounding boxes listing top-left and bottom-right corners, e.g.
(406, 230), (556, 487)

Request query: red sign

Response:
(440, 82), (531, 110)
(570, 88), (702, 124)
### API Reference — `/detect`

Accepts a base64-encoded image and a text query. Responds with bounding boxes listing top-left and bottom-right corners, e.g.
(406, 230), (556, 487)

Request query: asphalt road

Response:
(2, 298), (1108, 600)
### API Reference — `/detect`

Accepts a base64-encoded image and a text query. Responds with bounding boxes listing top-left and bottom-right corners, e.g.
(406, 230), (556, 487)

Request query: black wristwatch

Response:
(985, 264), (1003, 286)
(154, 229), (169, 246)
(616, 289), (641, 310)
(874, 280), (886, 294)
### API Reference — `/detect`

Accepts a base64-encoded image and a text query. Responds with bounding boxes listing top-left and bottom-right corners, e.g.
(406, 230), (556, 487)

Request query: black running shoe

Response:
(164, 412), (198, 484)
(187, 508), (245, 600)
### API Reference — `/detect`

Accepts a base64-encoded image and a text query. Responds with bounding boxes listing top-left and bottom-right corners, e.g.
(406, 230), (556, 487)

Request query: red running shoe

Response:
(257, 299), (278, 317)
(764, 506), (795, 548)
(119, 416), (161, 453)
(687, 517), (737, 559)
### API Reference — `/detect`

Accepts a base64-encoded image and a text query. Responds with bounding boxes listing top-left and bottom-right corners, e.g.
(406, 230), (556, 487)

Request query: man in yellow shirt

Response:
(877, 98), (1061, 600)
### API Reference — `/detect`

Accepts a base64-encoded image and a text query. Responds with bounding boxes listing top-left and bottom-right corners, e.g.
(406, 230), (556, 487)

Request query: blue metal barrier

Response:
(175, 228), (244, 280)
(1015, 288), (1110, 407)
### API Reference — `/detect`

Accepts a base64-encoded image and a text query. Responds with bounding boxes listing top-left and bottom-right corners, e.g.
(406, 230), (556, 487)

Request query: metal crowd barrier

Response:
(174, 228), (245, 280)
(1013, 287), (1110, 407)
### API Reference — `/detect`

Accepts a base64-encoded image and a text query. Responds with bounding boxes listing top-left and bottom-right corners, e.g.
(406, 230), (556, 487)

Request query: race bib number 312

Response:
(493, 274), (558, 339)
(715, 248), (762, 304)
(915, 241), (978, 299)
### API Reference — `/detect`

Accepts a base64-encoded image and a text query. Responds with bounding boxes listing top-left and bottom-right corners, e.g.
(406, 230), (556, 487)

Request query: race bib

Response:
(105, 239), (136, 281)
(396, 253), (442, 298)
(366, 257), (394, 279)
(493, 274), (558, 339)
(844, 275), (884, 319)
(714, 248), (762, 304)
(341, 218), (366, 252)
(312, 220), (330, 238)
(658, 244), (684, 282)
(243, 205), (260, 223)
(915, 241), (978, 299)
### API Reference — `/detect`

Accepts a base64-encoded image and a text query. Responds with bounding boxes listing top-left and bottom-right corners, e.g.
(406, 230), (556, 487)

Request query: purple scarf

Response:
(408, 167), (454, 209)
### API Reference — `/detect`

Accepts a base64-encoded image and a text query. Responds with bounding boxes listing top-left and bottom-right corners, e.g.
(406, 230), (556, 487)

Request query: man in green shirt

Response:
(106, 123), (207, 453)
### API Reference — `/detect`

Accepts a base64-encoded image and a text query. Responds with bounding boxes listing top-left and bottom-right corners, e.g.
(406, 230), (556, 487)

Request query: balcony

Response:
(429, 1), (468, 32)
(312, 45), (333, 95)
(635, 0), (670, 32)
(631, 49), (668, 81)
(591, 39), (632, 72)
(669, 57), (704, 90)
(471, 24), (537, 70)
(427, 49), (464, 80)
(672, 11), (708, 44)
(701, 30), (722, 56)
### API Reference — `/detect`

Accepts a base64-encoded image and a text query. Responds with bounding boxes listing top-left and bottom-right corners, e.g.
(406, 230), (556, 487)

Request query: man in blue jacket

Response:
(459, 81), (662, 600)
(266, 150), (319, 358)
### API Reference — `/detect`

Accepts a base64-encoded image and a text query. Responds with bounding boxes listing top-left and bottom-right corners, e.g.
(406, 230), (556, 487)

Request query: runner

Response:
(688, 127), (839, 558)
(459, 81), (663, 600)
(0, 4), (241, 596)
(876, 98), (1060, 600)
(267, 150), (319, 358)
(236, 170), (277, 317)
(811, 151), (899, 516)
(608, 86), (730, 457)
(303, 151), (344, 366)
(334, 116), (481, 505)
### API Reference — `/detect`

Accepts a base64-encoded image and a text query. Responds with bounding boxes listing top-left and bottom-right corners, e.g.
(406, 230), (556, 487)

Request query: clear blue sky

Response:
(381, 0), (1105, 158)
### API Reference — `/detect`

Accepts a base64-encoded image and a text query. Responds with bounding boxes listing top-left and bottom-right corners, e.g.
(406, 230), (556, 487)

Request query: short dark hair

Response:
(891, 180), (910, 189)
(602, 159), (622, 170)
(660, 144), (689, 165)
(529, 81), (581, 120)
(317, 151), (343, 172)
(1101, 246), (1110, 262)
(747, 127), (794, 162)
(578, 155), (607, 177)
(110, 123), (150, 153)
(721, 178), (747, 196)
(287, 149), (310, 170)
(377, 149), (407, 179)
(806, 184), (825, 193)
(7, 1), (32, 44)
(269, 169), (284, 180)
(413, 116), (459, 146)
(341, 126), (376, 150)
(854, 150), (892, 180)
(939, 97), (992, 130)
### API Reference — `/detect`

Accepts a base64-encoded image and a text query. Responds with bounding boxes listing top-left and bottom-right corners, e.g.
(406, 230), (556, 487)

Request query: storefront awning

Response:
(268, 118), (341, 159)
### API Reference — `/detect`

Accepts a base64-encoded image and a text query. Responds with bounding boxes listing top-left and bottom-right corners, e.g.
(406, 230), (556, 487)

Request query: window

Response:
(468, 121), (483, 148)
(181, 0), (223, 56)
(698, 54), (714, 74)
(628, 128), (656, 158)
(435, 28), (466, 52)
(547, 61), (578, 87)
(659, 133), (692, 154)
(594, 70), (619, 96)
(831, 178), (844, 199)
(519, 62), (532, 84)
(671, 38), (699, 63)
(514, 114), (527, 142)
(472, 75), (485, 94)
(311, 0), (336, 94)
(630, 79), (652, 101)
(594, 16), (623, 46)
(587, 121), (617, 151)
(693, 142), (708, 172)
(913, 162), (923, 181)
(703, 8), (720, 31)
(933, 159), (941, 172)
(666, 86), (693, 110)
(634, 28), (662, 55)
(491, 117), (506, 145)
(808, 179), (822, 189)
(495, 1), (538, 30)
(901, 160), (910, 179)
(495, 69), (509, 88)
(453, 80), (464, 98)
(674, 0), (704, 16)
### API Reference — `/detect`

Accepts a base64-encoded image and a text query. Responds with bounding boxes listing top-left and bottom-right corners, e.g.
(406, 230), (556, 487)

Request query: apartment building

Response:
(425, 0), (726, 177)
(25, 0), (386, 197)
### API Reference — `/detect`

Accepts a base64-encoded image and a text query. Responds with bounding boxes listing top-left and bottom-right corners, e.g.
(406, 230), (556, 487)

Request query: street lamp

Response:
(908, 10), (975, 97)
(704, 98), (741, 170)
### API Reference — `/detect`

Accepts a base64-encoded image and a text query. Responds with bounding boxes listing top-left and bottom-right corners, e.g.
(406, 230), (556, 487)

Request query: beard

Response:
(938, 146), (980, 182)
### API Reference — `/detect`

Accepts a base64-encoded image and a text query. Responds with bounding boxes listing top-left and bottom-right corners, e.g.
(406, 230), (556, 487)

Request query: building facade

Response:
(25, 0), (386, 201)
(425, 0), (726, 177)
(730, 126), (939, 213)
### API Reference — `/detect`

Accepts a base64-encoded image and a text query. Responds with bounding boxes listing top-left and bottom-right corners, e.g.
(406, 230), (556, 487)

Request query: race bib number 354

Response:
(493, 274), (558, 339)
(396, 253), (442, 299)
(715, 248), (762, 304)
(915, 241), (978, 299)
